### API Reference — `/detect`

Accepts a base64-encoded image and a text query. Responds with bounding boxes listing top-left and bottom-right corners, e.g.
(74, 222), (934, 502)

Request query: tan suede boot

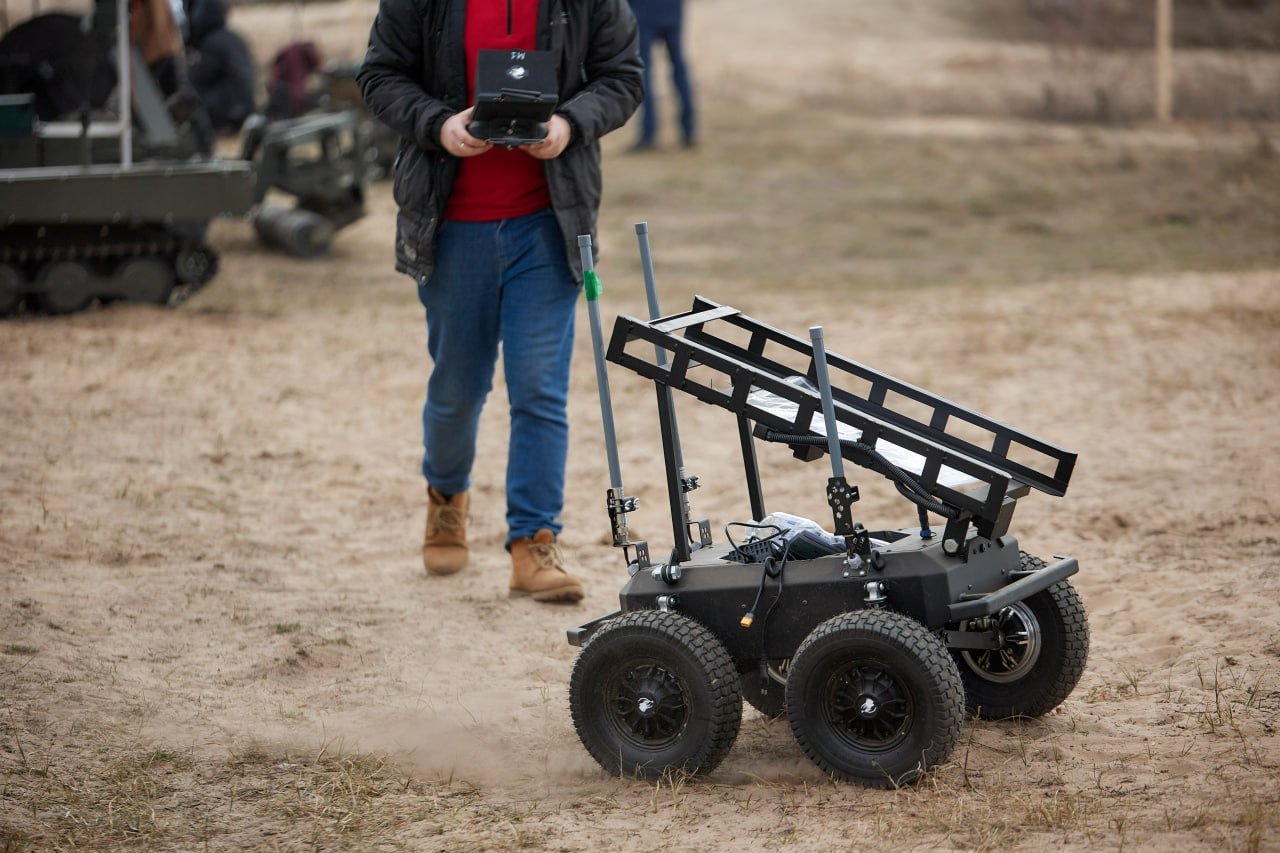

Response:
(509, 529), (584, 603)
(423, 487), (468, 575)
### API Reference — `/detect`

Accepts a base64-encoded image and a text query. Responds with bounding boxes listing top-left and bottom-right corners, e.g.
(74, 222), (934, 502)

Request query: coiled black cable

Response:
(724, 522), (790, 657)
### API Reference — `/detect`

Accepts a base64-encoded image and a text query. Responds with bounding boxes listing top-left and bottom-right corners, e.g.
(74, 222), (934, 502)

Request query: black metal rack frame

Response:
(606, 296), (1077, 561)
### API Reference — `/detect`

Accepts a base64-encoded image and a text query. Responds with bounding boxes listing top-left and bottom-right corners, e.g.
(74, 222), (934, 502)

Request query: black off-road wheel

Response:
(739, 659), (789, 721)
(115, 257), (175, 305)
(786, 610), (964, 788)
(570, 610), (742, 780)
(0, 263), (23, 315)
(174, 245), (218, 286)
(35, 261), (94, 314)
(953, 554), (1089, 719)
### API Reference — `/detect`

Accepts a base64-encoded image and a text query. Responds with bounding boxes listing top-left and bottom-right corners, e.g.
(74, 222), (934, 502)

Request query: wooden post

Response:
(1155, 0), (1174, 123)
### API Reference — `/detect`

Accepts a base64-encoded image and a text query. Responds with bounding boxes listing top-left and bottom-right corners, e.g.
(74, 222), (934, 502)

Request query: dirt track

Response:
(3, 0), (1280, 849)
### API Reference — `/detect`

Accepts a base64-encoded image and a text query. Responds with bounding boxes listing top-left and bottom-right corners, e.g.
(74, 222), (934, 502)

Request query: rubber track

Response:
(789, 610), (964, 788)
(570, 610), (743, 778)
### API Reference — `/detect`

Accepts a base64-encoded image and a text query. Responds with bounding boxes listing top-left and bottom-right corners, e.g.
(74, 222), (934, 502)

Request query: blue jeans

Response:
(637, 22), (696, 145)
(416, 208), (578, 546)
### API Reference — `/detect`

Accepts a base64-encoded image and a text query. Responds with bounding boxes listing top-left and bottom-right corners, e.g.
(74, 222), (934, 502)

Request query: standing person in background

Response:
(628, 0), (695, 150)
(357, 0), (642, 603)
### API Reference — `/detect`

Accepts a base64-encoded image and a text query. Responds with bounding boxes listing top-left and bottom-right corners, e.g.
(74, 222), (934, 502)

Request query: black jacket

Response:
(357, 0), (643, 283)
(187, 0), (255, 132)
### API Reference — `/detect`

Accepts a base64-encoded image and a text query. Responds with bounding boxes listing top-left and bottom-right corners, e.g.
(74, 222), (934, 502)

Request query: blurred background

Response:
(2, 3), (1278, 849)
(1, 0), (1277, 303)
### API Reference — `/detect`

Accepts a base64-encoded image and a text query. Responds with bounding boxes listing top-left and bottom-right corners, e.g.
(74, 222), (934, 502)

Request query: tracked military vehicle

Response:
(0, 0), (368, 315)
(0, 0), (254, 314)
(0, 152), (253, 314)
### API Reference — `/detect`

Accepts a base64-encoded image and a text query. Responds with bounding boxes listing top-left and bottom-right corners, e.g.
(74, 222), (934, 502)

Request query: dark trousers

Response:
(637, 22), (695, 145)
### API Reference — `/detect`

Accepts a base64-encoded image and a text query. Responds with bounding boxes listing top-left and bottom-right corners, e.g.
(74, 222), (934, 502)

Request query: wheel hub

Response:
(825, 662), (913, 752)
(960, 600), (1042, 683)
(608, 663), (688, 747)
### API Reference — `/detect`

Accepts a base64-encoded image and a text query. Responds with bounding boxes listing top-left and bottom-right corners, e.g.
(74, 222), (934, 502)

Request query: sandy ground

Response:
(4, 0), (1280, 849)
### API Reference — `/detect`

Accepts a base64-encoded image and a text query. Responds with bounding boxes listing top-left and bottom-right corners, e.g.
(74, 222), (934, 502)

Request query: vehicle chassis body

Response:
(579, 535), (1077, 663)
(570, 296), (1079, 659)
(567, 290), (1087, 785)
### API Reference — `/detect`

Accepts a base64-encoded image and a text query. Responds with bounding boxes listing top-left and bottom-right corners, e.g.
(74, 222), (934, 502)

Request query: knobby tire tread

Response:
(788, 609), (964, 788)
(570, 610), (742, 779)
(960, 552), (1089, 719)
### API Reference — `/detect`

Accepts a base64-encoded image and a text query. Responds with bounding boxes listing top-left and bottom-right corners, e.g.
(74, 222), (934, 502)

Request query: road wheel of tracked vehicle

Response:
(570, 610), (742, 779)
(787, 610), (964, 788)
(953, 554), (1089, 719)
(0, 263), (23, 315)
(35, 261), (94, 314)
(115, 257), (174, 305)
(739, 659), (789, 720)
(174, 245), (218, 286)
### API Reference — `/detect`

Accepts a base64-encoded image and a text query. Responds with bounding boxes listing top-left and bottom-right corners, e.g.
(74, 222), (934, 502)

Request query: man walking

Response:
(358, 0), (642, 602)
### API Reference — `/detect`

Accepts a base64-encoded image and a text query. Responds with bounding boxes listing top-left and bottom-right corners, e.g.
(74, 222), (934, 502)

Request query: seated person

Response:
(186, 0), (256, 133)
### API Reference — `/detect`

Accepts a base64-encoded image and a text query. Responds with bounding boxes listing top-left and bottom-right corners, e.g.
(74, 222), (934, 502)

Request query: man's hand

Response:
(440, 107), (492, 158)
(521, 115), (571, 160)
